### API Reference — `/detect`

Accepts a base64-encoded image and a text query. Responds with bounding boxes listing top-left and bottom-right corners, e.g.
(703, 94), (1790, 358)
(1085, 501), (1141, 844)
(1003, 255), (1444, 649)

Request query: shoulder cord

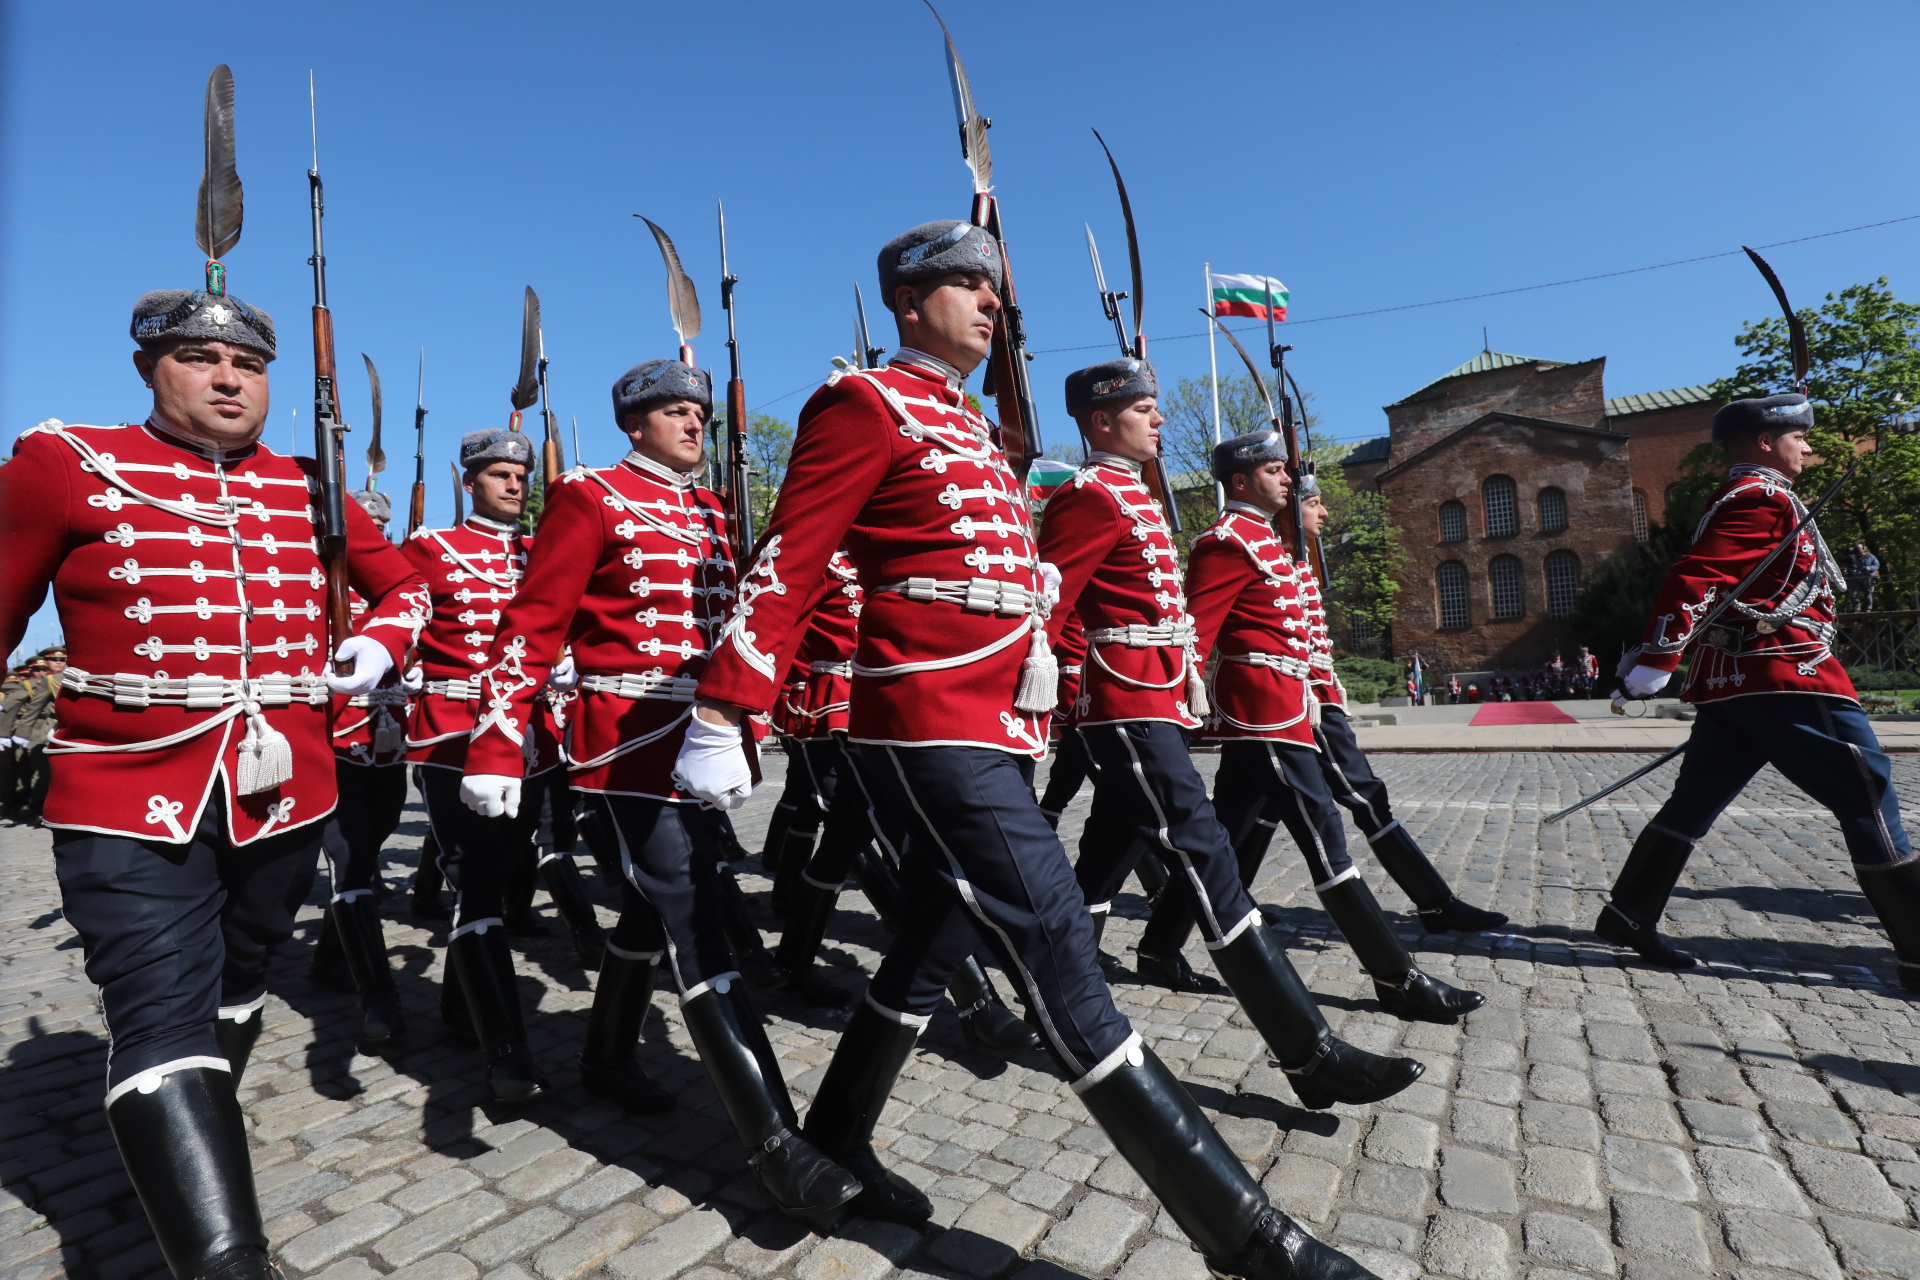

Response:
(583, 467), (712, 548)
(41, 423), (243, 527)
(428, 528), (524, 589)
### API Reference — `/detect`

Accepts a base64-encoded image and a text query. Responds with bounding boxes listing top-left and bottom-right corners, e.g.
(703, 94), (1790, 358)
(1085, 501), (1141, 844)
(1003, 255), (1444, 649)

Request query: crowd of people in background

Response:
(0, 645), (63, 827)
(1435, 645), (1604, 704)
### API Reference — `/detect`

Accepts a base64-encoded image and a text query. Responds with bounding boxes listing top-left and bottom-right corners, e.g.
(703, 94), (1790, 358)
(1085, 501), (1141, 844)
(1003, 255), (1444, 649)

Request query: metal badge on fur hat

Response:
(612, 359), (713, 424)
(876, 220), (1003, 310)
(1710, 392), (1815, 445)
(130, 289), (277, 358)
(1064, 357), (1158, 418)
(350, 488), (393, 526)
(460, 428), (535, 469)
(1210, 428), (1288, 483)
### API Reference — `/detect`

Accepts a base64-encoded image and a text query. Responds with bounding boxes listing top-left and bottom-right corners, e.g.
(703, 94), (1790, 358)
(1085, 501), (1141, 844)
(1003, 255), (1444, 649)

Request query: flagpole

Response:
(1205, 262), (1223, 513)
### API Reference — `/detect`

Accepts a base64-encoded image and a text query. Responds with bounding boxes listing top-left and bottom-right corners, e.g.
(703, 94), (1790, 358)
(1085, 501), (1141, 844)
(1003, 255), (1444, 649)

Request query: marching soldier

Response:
(1597, 394), (1920, 980)
(0, 288), (427, 1280)
(308, 488), (414, 1051)
(459, 360), (861, 1223)
(679, 219), (1383, 1279)
(1195, 476), (1506, 938)
(1039, 358), (1424, 1102)
(2, 650), (62, 824)
(400, 428), (577, 1102)
(1146, 430), (1485, 1025)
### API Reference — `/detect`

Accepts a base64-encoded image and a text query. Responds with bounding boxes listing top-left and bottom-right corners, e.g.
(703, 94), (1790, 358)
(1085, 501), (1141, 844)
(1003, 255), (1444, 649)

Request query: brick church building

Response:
(1341, 350), (1718, 671)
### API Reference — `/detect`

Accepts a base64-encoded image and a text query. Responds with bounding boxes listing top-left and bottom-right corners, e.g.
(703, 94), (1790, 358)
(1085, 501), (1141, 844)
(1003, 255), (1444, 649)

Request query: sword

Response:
(1540, 744), (1685, 824)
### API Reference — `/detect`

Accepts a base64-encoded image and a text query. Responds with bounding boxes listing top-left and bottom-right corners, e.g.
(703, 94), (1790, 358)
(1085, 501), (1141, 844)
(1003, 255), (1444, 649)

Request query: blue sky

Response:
(6, 1), (1919, 657)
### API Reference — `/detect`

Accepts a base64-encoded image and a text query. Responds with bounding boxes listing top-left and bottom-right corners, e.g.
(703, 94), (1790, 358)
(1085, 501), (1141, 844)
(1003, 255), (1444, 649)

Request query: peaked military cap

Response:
(1211, 428), (1289, 483)
(350, 489), (393, 526)
(131, 289), (276, 359)
(877, 220), (1003, 311)
(1711, 391), (1815, 445)
(613, 359), (713, 424)
(1064, 357), (1159, 419)
(460, 428), (535, 470)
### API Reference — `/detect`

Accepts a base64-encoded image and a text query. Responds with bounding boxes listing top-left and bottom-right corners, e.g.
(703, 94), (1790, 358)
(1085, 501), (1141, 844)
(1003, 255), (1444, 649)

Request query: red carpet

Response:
(1470, 701), (1579, 726)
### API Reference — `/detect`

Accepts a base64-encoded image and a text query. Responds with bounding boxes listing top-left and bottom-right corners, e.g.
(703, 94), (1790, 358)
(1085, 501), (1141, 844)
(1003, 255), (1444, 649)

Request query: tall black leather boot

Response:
(718, 863), (782, 990)
(1367, 822), (1507, 934)
(847, 844), (907, 931)
(1317, 878), (1485, 1024)
(332, 896), (404, 1049)
(1136, 895), (1226, 995)
(1088, 905), (1121, 973)
(214, 1006), (264, 1080)
(448, 928), (549, 1103)
(1134, 845), (1171, 907)
(679, 984), (859, 1229)
(579, 949), (674, 1113)
(440, 957), (476, 1046)
(308, 907), (353, 992)
(1077, 1043), (1377, 1279)
(773, 878), (852, 1007)
(949, 954), (1040, 1053)
(770, 815), (823, 915)
(761, 795), (799, 877)
(1593, 824), (1698, 968)
(412, 834), (451, 921)
(1212, 923), (1425, 1110)
(1857, 859), (1920, 993)
(107, 1066), (280, 1280)
(502, 846), (550, 936)
(538, 852), (607, 970)
(803, 1004), (933, 1225)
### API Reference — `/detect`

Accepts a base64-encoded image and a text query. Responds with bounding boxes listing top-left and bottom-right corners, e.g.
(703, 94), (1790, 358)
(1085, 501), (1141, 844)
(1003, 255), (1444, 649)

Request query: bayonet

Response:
(1085, 225), (1129, 355)
(854, 284), (884, 370)
(362, 353), (385, 487)
(450, 460), (465, 524)
(408, 349), (427, 536)
(571, 415), (580, 467)
(306, 71), (354, 672)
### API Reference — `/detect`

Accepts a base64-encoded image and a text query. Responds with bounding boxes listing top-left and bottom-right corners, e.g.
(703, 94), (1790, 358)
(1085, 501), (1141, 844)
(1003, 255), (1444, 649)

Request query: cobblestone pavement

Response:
(9, 752), (1920, 1280)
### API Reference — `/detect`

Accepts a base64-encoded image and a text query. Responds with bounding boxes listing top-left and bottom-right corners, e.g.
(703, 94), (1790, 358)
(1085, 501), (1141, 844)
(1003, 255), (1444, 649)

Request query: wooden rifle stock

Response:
(971, 194), (1041, 481)
(311, 304), (354, 673)
(408, 482), (426, 538)
(725, 377), (751, 560)
(543, 440), (563, 498)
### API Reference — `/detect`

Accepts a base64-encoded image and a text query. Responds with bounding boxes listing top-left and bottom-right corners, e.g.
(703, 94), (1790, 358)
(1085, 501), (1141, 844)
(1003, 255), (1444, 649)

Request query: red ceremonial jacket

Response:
(1040, 454), (1201, 729)
(0, 419), (429, 843)
(700, 358), (1051, 758)
(332, 588), (411, 768)
(1185, 502), (1317, 749)
(1295, 555), (1348, 713)
(464, 455), (734, 798)
(402, 515), (562, 774)
(774, 548), (863, 741)
(1640, 463), (1855, 704)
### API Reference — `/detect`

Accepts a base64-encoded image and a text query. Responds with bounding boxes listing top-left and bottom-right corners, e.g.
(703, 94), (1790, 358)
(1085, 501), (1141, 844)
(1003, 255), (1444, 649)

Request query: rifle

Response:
(1087, 130), (1180, 533)
(717, 200), (753, 558)
(408, 349), (427, 537)
(854, 285), (886, 370)
(538, 320), (563, 491)
(926, 2), (1042, 480)
(1206, 311), (1319, 563)
(307, 75), (353, 673)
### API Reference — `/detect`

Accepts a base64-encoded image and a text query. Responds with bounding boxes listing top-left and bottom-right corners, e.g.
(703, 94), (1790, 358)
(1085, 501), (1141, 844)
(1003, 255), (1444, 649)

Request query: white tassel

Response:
(1013, 627), (1060, 714)
(1186, 655), (1211, 718)
(1305, 686), (1322, 729)
(237, 708), (294, 795)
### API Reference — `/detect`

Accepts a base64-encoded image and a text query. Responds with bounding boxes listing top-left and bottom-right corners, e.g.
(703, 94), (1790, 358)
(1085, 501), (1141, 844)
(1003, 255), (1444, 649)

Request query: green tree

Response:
(1714, 278), (1920, 599)
(709, 409), (794, 531)
(1314, 441), (1406, 653)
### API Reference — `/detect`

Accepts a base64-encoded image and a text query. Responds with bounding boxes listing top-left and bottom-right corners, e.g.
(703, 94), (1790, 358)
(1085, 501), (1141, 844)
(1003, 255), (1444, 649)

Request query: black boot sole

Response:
(1418, 900), (1509, 933)
(1290, 1057), (1425, 1110)
(1136, 950), (1225, 995)
(1594, 905), (1696, 968)
(1374, 978), (1486, 1025)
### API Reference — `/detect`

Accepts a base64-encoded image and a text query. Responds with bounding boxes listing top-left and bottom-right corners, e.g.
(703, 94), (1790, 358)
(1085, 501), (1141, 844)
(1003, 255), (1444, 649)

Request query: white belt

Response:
(873, 576), (1046, 618)
(1088, 622), (1195, 648)
(1223, 651), (1312, 680)
(61, 665), (329, 709)
(1061, 664), (1083, 675)
(350, 688), (411, 709)
(808, 660), (852, 677)
(580, 671), (700, 703)
(1308, 652), (1335, 672)
(425, 678), (478, 701)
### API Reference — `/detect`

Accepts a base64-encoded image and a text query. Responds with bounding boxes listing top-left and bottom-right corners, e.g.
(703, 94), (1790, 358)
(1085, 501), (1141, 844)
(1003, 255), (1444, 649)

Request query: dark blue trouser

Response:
(527, 766), (578, 855)
(1315, 709), (1397, 839)
(1211, 739), (1356, 890)
(418, 764), (540, 937)
(53, 784), (319, 1090)
(1039, 726), (1095, 822)
(589, 793), (730, 995)
(795, 736), (885, 890)
(859, 743), (1135, 1082)
(1073, 722), (1260, 946)
(1651, 695), (1914, 867)
(320, 759), (410, 900)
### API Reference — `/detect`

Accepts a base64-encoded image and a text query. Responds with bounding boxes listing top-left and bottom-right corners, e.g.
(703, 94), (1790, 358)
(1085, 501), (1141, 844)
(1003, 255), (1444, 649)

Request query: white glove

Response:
(548, 655), (580, 691)
(9, 736), (27, 748)
(401, 665), (424, 694)
(460, 774), (522, 819)
(325, 635), (394, 696)
(1621, 664), (1672, 698)
(672, 714), (753, 810)
(1038, 562), (1062, 608)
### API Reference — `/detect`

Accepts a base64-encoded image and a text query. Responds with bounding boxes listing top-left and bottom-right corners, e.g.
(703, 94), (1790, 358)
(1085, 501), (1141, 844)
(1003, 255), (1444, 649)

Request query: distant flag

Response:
(1209, 272), (1289, 322)
(1026, 458), (1080, 507)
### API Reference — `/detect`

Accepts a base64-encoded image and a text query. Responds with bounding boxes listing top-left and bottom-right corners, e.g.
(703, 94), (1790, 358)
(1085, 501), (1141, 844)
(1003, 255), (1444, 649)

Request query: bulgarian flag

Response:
(1210, 273), (1289, 321)
(1026, 458), (1080, 506)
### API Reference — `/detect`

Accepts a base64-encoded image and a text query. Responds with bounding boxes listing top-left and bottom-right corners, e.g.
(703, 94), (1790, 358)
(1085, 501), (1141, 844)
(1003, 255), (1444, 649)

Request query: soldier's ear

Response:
(133, 348), (156, 388)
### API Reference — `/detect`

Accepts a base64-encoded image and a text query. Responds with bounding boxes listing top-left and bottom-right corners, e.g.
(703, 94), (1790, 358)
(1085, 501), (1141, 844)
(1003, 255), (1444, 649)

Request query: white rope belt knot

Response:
(61, 665), (328, 709)
(1223, 651), (1313, 680)
(425, 677), (477, 701)
(1087, 622), (1195, 648)
(808, 660), (853, 677)
(873, 576), (1048, 619)
(579, 671), (701, 703)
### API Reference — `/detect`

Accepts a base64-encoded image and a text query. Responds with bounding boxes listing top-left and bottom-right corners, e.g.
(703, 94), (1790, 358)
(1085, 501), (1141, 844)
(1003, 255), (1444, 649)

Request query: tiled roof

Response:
(1341, 436), (1391, 466)
(1396, 350), (1567, 403)
(1604, 384), (1717, 417)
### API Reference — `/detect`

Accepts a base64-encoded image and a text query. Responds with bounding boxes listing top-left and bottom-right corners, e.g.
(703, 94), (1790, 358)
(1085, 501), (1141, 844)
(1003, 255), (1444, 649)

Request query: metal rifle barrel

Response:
(973, 193), (1042, 474)
(308, 166), (352, 664)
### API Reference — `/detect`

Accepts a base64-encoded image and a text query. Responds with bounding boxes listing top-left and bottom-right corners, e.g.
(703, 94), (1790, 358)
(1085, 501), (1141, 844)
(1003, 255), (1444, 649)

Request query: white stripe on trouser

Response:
(607, 803), (691, 994)
(866, 993), (932, 1031)
(1365, 819), (1403, 846)
(217, 994), (266, 1022)
(884, 745), (1089, 1079)
(1320, 735), (1388, 831)
(1113, 727), (1224, 942)
(104, 1055), (232, 1108)
(1843, 739), (1902, 862)
(1212, 907), (1260, 950)
(838, 739), (902, 862)
(1266, 743), (1345, 889)
(1070, 1030), (1144, 1093)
